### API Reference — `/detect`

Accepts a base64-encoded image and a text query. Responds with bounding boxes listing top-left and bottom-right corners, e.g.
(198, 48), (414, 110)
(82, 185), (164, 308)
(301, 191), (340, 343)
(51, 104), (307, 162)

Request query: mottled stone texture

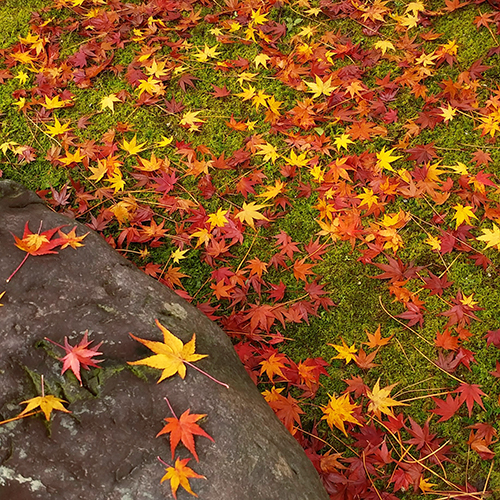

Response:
(0, 180), (329, 500)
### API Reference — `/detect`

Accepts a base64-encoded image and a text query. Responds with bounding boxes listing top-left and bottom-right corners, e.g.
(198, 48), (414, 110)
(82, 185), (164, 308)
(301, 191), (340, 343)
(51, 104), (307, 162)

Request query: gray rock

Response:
(0, 180), (329, 500)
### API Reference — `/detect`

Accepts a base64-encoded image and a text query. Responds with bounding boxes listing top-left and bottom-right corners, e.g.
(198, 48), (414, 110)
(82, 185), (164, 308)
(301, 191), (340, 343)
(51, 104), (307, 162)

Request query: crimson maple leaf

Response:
(485, 329), (500, 349)
(430, 394), (461, 422)
(45, 331), (103, 385)
(455, 382), (486, 417)
(421, 271), (453, 296)
(157, 407), (214, 462)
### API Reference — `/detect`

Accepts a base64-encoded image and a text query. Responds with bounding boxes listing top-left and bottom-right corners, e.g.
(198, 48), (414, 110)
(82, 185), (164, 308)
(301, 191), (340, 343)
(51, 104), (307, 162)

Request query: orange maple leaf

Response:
(157, 405), (214, 461)
(363, 325), (393, 348)
(159, 457), (206, 499)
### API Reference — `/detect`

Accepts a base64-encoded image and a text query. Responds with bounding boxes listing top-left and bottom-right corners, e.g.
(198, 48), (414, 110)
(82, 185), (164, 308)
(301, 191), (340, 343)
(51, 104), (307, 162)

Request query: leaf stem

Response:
(183, 361), (229, 389)
(0, 410), (42, 426)
(6, 253), (29, 283)
(157, 456), (171, 468)
(164, 397), (177, 419)
(44, 336), (65, 351)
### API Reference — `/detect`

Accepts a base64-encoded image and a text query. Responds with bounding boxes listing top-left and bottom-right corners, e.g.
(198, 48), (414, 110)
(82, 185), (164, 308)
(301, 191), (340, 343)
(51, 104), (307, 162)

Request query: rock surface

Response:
(0, 180), (329, 500)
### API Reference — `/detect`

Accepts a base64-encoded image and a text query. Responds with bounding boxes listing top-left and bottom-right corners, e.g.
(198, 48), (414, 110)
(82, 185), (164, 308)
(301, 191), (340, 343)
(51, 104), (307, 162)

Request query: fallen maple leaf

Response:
(328, 339), (357, 364)
(159, 457), (205, 499)
(18, 376), (70, 421)
(455, 382), (485, 417)
(364, 325), (393, 348)
(366, 379), (407, 418)
(235, 201), (269, 229)
(321, 393), (359, 435)
(8, 222), (65, 282)
(128, 319), (207, 382)
(45, 331), (103, 385)
(430, 394), (461, 422)
(157, 402), (214, 461)
(121, 134), (147, 155)
(57, 227), (89, 249)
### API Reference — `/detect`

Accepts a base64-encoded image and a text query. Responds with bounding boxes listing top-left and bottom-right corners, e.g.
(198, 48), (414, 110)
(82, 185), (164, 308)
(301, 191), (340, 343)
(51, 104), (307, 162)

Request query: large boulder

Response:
(0, 180), (329, 500)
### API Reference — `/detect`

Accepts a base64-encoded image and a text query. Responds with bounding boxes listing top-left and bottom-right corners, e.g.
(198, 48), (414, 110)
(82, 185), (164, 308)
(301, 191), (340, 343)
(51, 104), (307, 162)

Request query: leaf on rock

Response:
(157, 408), (214, 461)
(19, 394), (71, 421)
(128, 319), (207, 382)
(160, 457), (206, 499)
(46, 331), (103, 385)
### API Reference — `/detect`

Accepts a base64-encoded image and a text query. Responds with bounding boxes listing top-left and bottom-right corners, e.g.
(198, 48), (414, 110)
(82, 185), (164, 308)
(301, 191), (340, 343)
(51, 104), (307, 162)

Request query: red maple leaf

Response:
(434, 329), (459, 351)
(211, 84), (231, 98)
(430, 394), (461, 422)
(485, 329), (500, 349)
(45, 331), (103, 385)
(455, 382), (486, 417)
(157, 406), (214, 462)
(421, 271), (453, 296)
(490, 360), (500, 378)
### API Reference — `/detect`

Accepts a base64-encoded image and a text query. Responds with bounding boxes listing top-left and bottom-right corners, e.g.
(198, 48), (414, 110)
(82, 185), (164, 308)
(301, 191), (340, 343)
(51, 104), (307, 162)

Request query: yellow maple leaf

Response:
(171, 248), (188, 264)
(236, 85), (256, 101)
(266, 96), (282, 116)
(254, 53), (270, 69)
(334, 133), (354, 151)
(128, 319), (208, 382)
(257, 180), (286, 201)
(106, 169), (125, 193)
(190, 227), (212, 248)
(305, 75), (337, 99)
(160, 457), (206, 499)
(235, 202), (269, 229)
(207, 208), (228, 229)
(179, 111), (206, 129)
(250, 8), (268, 26)
(15, 70), (29, 84)
(43, 95), (69, 110)
(60, 149), (85, 166)
(366, 379), (407, 418)
(237, 72), (257, 85)
(477, 224), (500, 250)
(357, 188), (379, 209)
(321, 393), (359, 435)
(439, 104), (457, 122)
(145, 59), (169, 78)
(452, 203), (477, 228)
(419, 476), (437, 494)
(374, 40), (395, 55)
(46, 117), (71, 137)
(376, 147), (402, 171)
(100, 94), (121, 112)
(121, 134), (147, 155)
(424, 235), (441, 251)
(255, 142), (280, 164)
(252, 89), (270, 111)
(406, 0), (426, 15)
(445, 162), (469, 176)
(328, 339), (357, 364)
(286, 150), (309, 167)
(156, 135), (173, 147)
(137, 75), (163, 96)
(19, 394), (70, 421)
(88, 159), (108, 182)
(193, 44), (220, 62)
